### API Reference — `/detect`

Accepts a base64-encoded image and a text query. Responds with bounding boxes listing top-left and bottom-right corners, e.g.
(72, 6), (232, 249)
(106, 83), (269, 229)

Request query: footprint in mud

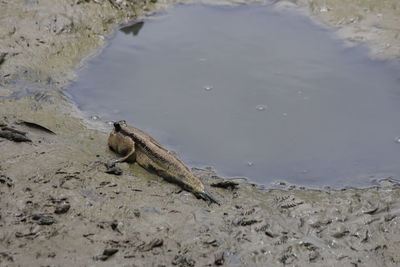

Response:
(0, 175), (14, 187)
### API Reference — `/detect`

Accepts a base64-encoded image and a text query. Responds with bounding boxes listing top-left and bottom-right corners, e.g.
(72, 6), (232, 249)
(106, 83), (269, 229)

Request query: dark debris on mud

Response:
(0, 126), (31, 142)
(211, 180), (239, 190)
(105, 165), (123, 175)
(0, 120), (56, 143)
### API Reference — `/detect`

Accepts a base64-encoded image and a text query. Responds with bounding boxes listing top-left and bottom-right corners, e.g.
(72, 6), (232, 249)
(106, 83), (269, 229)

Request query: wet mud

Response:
(1, 0), (400, 266)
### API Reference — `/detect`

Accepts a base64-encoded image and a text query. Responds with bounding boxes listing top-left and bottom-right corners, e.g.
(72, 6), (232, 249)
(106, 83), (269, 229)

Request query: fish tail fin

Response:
(196, 190), (220, 206)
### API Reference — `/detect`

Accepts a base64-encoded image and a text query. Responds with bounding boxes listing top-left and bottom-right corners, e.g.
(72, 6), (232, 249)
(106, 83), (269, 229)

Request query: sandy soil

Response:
(1, 0), (400, 266)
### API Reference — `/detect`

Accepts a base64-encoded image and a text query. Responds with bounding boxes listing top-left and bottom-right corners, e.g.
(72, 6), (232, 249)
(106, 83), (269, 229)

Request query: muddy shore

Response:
(1, 0), (400, 266)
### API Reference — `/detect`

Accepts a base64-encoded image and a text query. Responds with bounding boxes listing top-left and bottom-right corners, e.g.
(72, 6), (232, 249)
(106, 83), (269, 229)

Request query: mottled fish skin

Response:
(108, 120), (219, 205)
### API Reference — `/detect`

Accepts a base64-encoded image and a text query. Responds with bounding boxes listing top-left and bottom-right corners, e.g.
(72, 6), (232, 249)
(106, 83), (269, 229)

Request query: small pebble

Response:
(320, 6), (328, 12)
(54, 203), (70, 214)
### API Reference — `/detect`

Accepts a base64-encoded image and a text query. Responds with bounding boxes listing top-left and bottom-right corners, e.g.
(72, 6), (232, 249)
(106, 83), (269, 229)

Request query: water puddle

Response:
(67, 4), (400, 188)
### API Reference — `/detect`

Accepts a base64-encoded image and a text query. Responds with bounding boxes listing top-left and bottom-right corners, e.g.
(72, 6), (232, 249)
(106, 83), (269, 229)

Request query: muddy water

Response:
(68, 4), (400, 188)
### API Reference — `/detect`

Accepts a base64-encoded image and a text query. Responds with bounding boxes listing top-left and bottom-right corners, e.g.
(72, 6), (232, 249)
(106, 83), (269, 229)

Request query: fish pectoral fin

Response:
(106, 158), (119, 168)
(107, 148), (136, 168)
(195, 190), (220, 206)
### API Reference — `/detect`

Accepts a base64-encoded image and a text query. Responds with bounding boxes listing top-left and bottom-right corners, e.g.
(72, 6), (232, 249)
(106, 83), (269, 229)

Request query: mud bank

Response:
(1, 0), (400, 266)
(275, 0), (400, 61)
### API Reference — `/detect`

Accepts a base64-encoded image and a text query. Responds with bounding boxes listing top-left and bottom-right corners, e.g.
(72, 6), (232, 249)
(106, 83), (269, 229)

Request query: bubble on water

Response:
(106, 121), (114, 126)
(90, 115), (100, 121)
(256, 105), (267, 111)
(203, 85), (213, 91)
(247, 161), (254, 167)
(395, 137), (400, 143)
(282, 113), (288, 117)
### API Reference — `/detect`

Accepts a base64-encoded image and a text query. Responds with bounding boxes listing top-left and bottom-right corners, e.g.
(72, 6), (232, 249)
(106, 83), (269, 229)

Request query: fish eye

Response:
(114, 122), (122, 132)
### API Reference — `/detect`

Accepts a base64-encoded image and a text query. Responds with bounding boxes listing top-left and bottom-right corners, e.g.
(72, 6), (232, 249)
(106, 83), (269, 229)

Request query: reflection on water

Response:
(68, 4), (400, 188)
(120, 21), (144, 36)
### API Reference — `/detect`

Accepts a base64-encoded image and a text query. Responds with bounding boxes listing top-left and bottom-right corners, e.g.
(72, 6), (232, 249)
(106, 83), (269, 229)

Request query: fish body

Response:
(108, 120), (219, 204)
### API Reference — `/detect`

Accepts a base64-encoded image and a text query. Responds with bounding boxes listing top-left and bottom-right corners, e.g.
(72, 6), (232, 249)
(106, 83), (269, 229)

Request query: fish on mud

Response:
(108, 120), (219, 205)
